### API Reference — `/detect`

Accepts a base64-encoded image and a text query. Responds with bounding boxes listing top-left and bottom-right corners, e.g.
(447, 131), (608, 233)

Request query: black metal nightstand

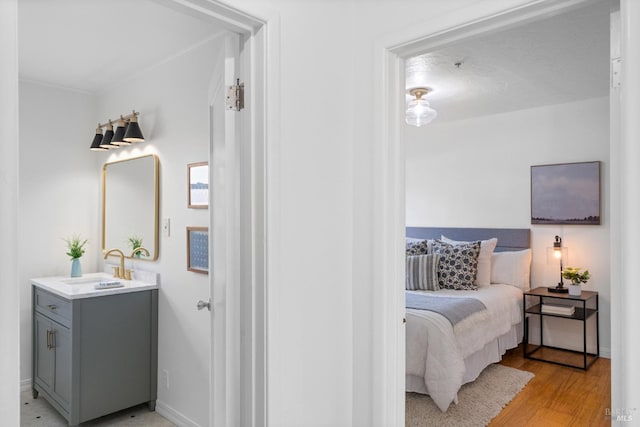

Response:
(523, 287), (599, 370)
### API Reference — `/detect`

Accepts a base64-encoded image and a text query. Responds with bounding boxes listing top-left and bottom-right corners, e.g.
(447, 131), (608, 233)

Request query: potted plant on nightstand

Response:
(64, 234), (88, 277)
(562, 267), (590, 296)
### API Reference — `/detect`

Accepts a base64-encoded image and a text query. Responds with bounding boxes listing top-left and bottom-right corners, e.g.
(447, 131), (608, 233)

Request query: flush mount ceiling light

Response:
(88, 110), (144, 151)
(405, 87), (437, 127)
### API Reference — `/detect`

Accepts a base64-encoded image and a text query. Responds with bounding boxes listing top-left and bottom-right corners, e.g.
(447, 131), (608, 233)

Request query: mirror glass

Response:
(102, 154), (159, 260)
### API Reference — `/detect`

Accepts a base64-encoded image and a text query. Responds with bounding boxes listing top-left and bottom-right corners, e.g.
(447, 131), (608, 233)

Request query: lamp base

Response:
(548, 285), (569, 293)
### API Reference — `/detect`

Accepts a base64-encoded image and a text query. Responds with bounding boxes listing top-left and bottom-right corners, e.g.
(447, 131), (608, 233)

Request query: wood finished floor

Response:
(490, 345), (611, 427)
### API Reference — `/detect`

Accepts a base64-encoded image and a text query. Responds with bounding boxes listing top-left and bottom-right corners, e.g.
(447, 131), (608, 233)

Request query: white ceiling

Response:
(406, 1), (611, 123)
(18, 0), (226, 94)
(19, 0), (610, 120)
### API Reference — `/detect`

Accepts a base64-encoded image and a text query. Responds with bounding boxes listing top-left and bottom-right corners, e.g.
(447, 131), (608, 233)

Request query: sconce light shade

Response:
(123, 113), (144, 143)
(405, 87), (437, 127)
(99, 122), (117, 149)
(89, 127), (107, 151)
(111, 118), (130, 146)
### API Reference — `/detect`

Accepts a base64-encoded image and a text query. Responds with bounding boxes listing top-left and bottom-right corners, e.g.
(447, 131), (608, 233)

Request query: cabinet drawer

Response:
(35, 288), (72, 321)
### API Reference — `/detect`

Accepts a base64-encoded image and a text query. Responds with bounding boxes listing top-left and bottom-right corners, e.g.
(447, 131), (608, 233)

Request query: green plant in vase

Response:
(64, 234), (88, 277)
(128, 235), (144, 258)
(562, 267), (590, 296)
(562, 267), (590, 285)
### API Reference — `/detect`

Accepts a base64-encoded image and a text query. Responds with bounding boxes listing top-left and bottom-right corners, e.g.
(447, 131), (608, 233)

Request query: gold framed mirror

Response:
(102, 154), (159, 260)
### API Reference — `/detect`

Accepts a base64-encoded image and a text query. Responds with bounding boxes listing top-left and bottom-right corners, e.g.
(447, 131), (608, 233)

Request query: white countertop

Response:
(31, 271), (159, 300)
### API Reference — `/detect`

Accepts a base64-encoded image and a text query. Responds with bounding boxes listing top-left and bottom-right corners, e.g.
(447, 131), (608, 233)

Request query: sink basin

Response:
(60, 275), (112, 285)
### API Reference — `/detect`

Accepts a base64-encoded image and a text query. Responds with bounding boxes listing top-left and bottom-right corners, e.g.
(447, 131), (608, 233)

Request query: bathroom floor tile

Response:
(21, 391), (176, 426)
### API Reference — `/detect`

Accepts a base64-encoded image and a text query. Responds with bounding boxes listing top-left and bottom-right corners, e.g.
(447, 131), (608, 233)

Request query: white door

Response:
(207, 33), (242, 427)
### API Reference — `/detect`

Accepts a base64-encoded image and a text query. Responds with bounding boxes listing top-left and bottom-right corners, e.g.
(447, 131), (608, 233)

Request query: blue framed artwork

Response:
(187, 226), (209, 274)
(531, 161), (601, 225)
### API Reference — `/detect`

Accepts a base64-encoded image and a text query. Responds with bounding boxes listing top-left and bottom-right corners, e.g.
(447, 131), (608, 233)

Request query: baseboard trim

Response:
(155, 399), (201, 427)
(600, 347), (611, 359)
(20, 378), (31, 392)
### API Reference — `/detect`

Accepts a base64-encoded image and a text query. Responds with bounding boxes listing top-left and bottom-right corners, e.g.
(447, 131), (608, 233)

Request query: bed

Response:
(405, 227), (531, 412)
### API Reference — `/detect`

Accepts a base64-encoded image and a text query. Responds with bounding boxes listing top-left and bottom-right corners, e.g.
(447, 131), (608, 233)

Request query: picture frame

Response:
(187, 162), (209, 209)
(186, 226), (209, 274)
(531, 161), (601, 225)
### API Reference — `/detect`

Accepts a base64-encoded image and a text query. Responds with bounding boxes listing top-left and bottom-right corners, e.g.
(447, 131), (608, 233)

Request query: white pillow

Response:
(441, 236), (497, 286)
(490, 249), (532, 290)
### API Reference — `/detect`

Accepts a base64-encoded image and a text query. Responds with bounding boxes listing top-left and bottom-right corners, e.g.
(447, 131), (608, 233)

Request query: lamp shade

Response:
(405, 98), (438, 127)
(123, 114), (144, 143)
(89, 127), (107, 151)
(405, 87), (437, 127)
(111, 118), (130, 146)
(99, 123), (117, 149)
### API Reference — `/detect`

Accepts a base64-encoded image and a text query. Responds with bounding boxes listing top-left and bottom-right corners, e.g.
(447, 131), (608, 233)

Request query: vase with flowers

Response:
(562, 267), (590, 296)
(64, 234), (88, 277)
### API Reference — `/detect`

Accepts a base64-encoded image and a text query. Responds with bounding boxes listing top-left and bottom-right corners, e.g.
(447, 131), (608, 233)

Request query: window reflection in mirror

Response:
(102, 154), (159, 260)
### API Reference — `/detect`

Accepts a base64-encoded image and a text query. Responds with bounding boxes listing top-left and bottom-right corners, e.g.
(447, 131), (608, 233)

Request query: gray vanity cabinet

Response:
(32, 286), (158, 427)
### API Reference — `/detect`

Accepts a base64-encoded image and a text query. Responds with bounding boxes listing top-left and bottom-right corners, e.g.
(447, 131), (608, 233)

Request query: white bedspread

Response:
(405, 284), (523, 412)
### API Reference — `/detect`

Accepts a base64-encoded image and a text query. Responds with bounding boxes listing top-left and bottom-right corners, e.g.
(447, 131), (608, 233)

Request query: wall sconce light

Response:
(89, 110), (144, 151)
(111, 117), (130, 146)
(123, 111), (145, 143)
(89, 126), (107, 151)
(405, 87), (437, 127)
(546, 235), (569, 293)
(99, 121), (118, 149)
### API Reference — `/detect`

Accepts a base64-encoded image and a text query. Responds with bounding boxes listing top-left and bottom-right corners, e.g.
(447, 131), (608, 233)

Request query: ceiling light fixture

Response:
(405, 87), (437, 127)
(89, 110), (144, 151)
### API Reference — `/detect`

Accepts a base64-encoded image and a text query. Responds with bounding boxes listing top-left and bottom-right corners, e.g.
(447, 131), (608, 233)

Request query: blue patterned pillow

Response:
(432, 240), (481, 290)
(406, 253), (441, 291)
(406, 238), (432, 256)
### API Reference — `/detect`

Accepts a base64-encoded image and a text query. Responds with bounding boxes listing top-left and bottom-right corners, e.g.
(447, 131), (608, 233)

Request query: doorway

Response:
(376, 0), (615, 424)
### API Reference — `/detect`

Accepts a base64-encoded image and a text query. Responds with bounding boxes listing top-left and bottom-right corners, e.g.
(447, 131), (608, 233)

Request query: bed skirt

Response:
(406, 321), (523, 394)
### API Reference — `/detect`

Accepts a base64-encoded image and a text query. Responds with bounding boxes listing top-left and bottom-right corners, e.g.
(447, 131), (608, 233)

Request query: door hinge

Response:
(226, 78), (245, 111)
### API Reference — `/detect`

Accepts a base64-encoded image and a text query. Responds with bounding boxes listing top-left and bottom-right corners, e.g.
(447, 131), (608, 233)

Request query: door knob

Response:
(197, 299), (211, 311)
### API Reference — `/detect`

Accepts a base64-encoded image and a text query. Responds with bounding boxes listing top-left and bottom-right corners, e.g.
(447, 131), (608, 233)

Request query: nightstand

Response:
(523, 287), (599, 370)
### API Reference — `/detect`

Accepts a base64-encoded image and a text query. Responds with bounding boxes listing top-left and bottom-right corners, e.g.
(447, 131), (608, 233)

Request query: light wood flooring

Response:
(490, 345), (611, 427)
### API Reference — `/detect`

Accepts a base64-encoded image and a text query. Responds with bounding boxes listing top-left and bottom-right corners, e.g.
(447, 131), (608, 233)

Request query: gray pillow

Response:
(406, 253), (441, 291)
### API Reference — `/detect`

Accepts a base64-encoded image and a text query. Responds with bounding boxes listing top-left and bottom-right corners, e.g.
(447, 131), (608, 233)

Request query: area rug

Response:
(406, 364), (534, 427)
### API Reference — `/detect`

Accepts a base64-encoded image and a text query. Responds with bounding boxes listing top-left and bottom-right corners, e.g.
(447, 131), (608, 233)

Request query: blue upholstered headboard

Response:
(405, 227), (530, 252)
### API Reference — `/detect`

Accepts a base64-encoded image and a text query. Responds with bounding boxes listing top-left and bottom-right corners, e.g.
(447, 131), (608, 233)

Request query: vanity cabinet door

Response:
(34, 313), (54, 391)
(33, 312), (72, 411)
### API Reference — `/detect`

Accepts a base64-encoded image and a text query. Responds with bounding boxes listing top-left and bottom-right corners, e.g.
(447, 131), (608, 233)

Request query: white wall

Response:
(405, 96), (611, 355)
(18, 82), (101, 383)
(94, 36), (222, 426)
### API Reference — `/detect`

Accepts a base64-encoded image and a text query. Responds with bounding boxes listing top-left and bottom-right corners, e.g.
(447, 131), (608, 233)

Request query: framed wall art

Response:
(187, 226), (209, 274)
(531, 161), (601, 225)
(187, 162), (209, 209)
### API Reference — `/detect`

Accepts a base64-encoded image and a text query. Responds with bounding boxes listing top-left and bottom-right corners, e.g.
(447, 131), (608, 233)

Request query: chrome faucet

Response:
(104, 248), (125, 279)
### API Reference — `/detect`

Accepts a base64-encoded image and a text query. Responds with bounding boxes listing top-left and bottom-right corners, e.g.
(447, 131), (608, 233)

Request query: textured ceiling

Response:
(18, 0), (225, 94)
(406, 1), (611, 123)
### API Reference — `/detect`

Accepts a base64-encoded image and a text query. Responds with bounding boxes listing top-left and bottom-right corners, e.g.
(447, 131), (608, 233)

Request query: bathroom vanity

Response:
(31, 273), (158, 427)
